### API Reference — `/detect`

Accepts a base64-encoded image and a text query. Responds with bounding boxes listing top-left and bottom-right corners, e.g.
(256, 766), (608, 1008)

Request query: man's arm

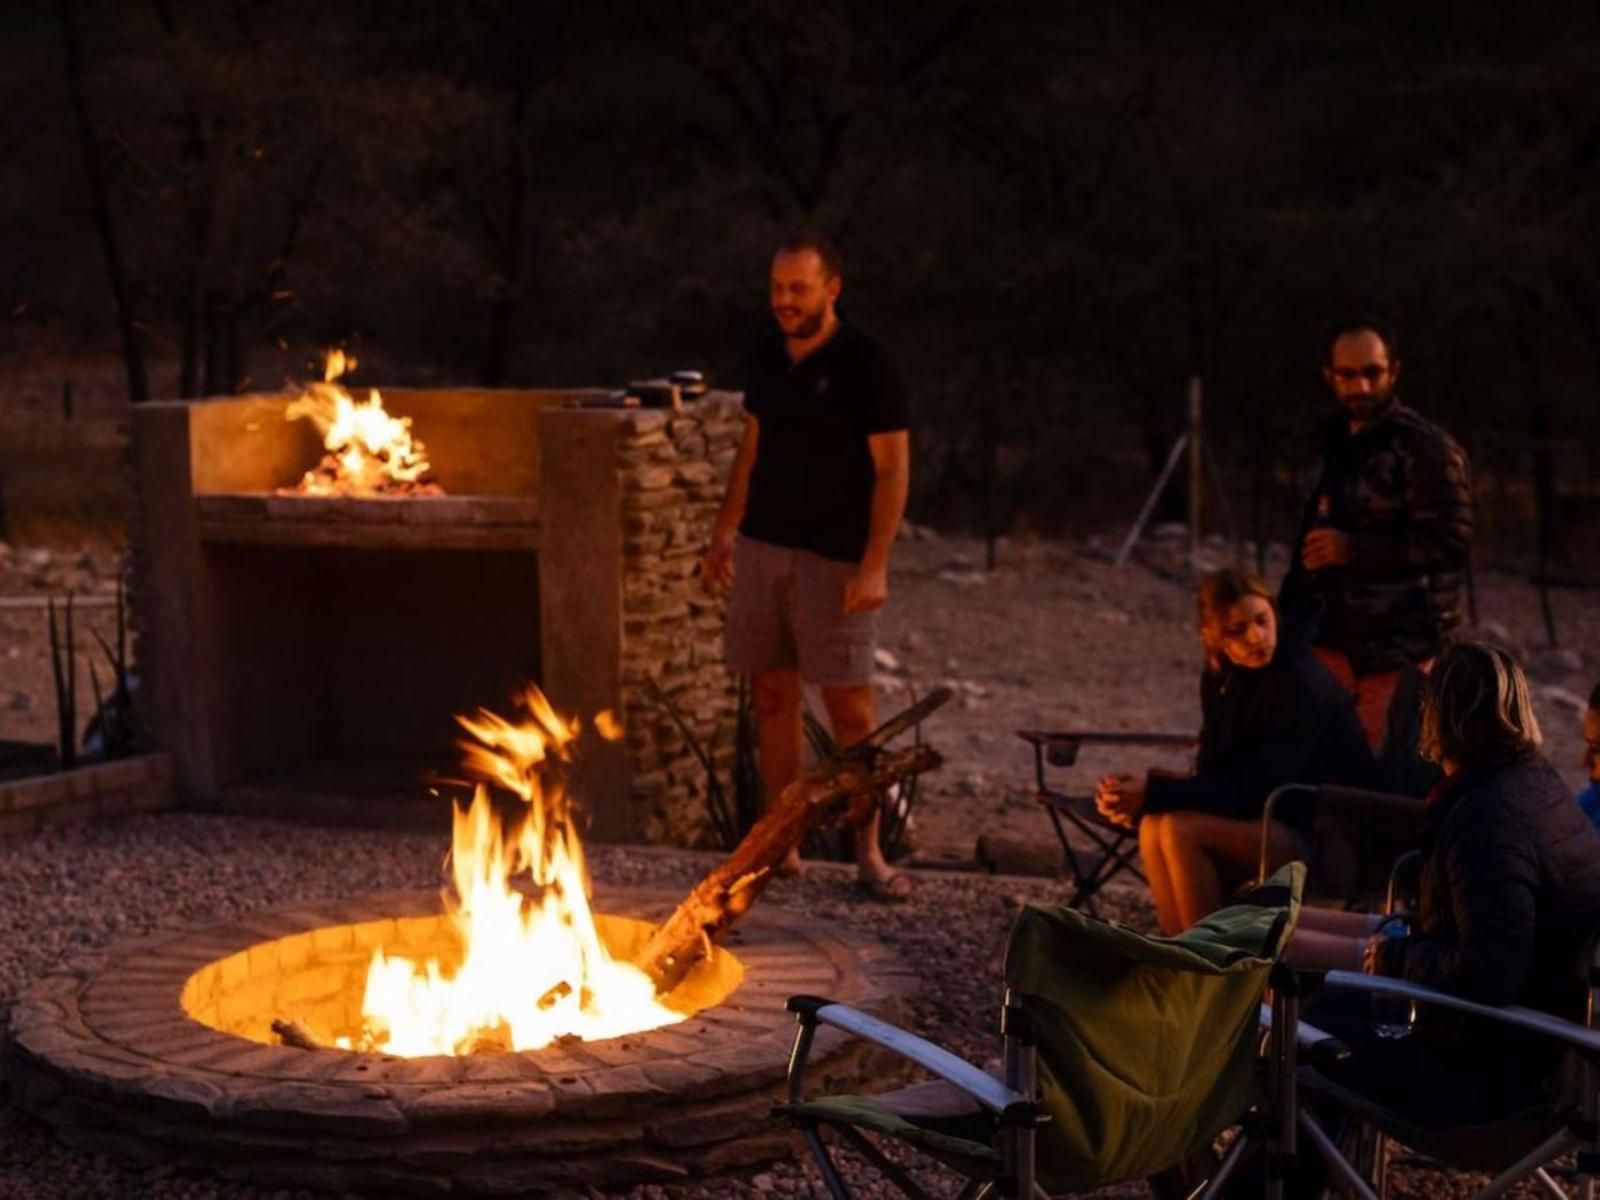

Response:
(1347, 432), (1473, 576)
(1309, 432), (1473, 576)
(702, 415), (759, 593)
(844, 430), (910, 614)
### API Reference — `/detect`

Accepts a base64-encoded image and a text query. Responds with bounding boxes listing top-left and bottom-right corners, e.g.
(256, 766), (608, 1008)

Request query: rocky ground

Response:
(1, 529), (1596, 1198)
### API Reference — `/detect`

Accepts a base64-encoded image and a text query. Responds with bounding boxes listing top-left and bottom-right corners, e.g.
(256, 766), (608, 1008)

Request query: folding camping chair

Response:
(1015, 728), (1198, 911)
(1282, 959), (1600, 1200)
(778, 864), (1307, 1200)
(1258, 783), (1426, 909)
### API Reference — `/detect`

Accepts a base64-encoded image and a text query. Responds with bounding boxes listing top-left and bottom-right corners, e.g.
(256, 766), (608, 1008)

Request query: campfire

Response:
(329, 686), (688, 1057)
(261, 686), (946, 1059)
(280, 349), (443, 496)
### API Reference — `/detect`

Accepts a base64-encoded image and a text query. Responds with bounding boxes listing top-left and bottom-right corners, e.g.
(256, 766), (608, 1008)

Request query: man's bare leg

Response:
(752, 668), (804, 873)
(820, 683), (898, 887)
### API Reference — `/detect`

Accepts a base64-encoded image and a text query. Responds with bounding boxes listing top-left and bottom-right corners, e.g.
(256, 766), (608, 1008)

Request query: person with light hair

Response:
(1290, 640), (1600, 1128)
(1095, 568), (1377, 934)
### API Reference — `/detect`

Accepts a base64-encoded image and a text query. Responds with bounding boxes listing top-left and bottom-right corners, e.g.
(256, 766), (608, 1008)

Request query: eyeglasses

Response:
(1328, 365), (1389, 383)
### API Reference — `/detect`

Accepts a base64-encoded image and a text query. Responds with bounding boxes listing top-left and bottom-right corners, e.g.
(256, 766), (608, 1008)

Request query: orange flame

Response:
(283, 350), (441, 496)
(353, 685), (678, 1056)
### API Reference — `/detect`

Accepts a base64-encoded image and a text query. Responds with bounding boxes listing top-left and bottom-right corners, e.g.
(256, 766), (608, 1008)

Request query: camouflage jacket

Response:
(1280, 401), (1473, 675)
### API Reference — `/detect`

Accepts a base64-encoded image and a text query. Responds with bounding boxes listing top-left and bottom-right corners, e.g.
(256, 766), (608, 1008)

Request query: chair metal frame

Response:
(1016, 729), (1198, 911)
(784, 990), (1047, 1200)
(1282, 964), (1600, 1200)
(1259, 783), (1426, 908)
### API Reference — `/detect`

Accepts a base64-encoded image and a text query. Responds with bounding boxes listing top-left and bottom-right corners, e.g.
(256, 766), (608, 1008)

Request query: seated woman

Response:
(1095, 568), (1378, 934)
(1290, 641), (1600, 1127)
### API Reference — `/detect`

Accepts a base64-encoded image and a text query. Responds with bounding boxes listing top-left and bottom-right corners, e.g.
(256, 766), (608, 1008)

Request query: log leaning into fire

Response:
(634, 688), (951, 993)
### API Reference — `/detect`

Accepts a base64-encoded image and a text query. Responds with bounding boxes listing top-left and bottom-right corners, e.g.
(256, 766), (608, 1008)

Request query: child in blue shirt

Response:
(1580, 683), (1600, 827)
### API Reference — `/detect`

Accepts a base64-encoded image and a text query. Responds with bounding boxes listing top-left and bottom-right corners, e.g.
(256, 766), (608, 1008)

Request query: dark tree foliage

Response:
(4, 0), (1599, 567)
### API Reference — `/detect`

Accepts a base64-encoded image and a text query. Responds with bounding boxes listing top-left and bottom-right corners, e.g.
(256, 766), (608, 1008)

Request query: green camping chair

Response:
(778, 863), (1307, 1199)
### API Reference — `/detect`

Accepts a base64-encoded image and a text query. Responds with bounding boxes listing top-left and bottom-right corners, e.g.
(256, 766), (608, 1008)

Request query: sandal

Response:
(854, 873), (912, 904)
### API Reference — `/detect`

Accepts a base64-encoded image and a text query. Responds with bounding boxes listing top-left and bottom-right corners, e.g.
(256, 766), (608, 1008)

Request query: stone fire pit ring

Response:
(7, 885), (916, 1195)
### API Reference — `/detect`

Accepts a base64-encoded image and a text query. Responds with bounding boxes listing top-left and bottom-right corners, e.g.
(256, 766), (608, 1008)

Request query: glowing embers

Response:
(282, 350), (442, 496)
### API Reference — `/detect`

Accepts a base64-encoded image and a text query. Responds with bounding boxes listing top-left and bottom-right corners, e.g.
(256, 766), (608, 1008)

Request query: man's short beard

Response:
(1340, 390), (1396, 421)
(782, 307), (826, 339)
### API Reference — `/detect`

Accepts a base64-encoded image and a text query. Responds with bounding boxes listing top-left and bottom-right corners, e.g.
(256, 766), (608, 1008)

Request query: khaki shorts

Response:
(724, 536), (877, 687)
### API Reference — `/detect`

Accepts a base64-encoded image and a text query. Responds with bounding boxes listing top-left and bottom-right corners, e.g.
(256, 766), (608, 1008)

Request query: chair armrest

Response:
(786, 996), (1032, 1120)
(1260, 1002), (1353, 1064)
(1320, 970), (1600, 1057)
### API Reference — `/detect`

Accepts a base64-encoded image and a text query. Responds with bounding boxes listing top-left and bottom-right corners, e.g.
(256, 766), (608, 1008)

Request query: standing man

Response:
(1280, 319), (1474, 750)
(702, 231), (912, 900)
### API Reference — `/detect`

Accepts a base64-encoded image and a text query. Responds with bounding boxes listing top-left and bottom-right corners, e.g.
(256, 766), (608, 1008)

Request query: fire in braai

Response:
(280, 350), (443, 497)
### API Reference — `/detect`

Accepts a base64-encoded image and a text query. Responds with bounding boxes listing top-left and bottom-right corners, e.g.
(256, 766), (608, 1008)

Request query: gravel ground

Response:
(3, 532), (1590, 1197)
(0, 812), (1157, 1200)
(0, 817), (1521, 1200)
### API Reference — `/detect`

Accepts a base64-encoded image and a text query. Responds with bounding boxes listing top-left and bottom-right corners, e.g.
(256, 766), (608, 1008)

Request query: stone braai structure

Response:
(130, 389), (744, 845)
(615, 396), (744, 844)
(8, 885), (914, 1194)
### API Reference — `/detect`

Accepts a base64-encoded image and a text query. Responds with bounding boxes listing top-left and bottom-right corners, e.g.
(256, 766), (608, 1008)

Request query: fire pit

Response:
(6, 682), (927, 1192)
(7, 886), (911, 1194)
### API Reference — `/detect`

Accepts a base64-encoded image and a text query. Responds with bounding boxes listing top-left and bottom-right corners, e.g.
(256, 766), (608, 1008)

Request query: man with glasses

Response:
(1280, 320), (1473, 751)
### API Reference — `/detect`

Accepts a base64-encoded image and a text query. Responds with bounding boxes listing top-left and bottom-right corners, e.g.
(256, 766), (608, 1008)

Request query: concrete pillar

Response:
(537, 406), (632, 840)
(130, 402), (224, 804)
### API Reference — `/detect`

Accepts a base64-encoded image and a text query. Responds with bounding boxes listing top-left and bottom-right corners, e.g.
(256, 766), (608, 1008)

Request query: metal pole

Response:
(1187, 375), (1203, 565)
(1116, 432), (1189, 569)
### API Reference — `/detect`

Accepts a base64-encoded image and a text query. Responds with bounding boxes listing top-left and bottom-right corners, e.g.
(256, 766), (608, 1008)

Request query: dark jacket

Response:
(1381, 753), (1600, 1019)
(1280, 401), (1473, 675)
(1302, 754), (1600, 1134)
(1143, 634), (1381, 836)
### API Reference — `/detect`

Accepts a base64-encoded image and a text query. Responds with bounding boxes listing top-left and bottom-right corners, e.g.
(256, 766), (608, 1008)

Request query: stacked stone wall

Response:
(616, 394), (743, 845)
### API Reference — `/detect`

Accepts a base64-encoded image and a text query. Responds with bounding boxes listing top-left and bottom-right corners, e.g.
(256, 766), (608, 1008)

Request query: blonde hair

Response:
(1419, 640), (1542, 769)
(1195, 568), (1274, 673)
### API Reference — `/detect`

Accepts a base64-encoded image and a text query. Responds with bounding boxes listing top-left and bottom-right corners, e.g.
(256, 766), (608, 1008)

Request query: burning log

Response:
(634, 688), (950, 993)
(272, 1017), (334, 1051)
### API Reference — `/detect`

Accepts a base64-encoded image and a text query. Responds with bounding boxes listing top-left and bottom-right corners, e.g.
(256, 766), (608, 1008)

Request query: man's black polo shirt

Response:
(739, 323), (910, 564)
